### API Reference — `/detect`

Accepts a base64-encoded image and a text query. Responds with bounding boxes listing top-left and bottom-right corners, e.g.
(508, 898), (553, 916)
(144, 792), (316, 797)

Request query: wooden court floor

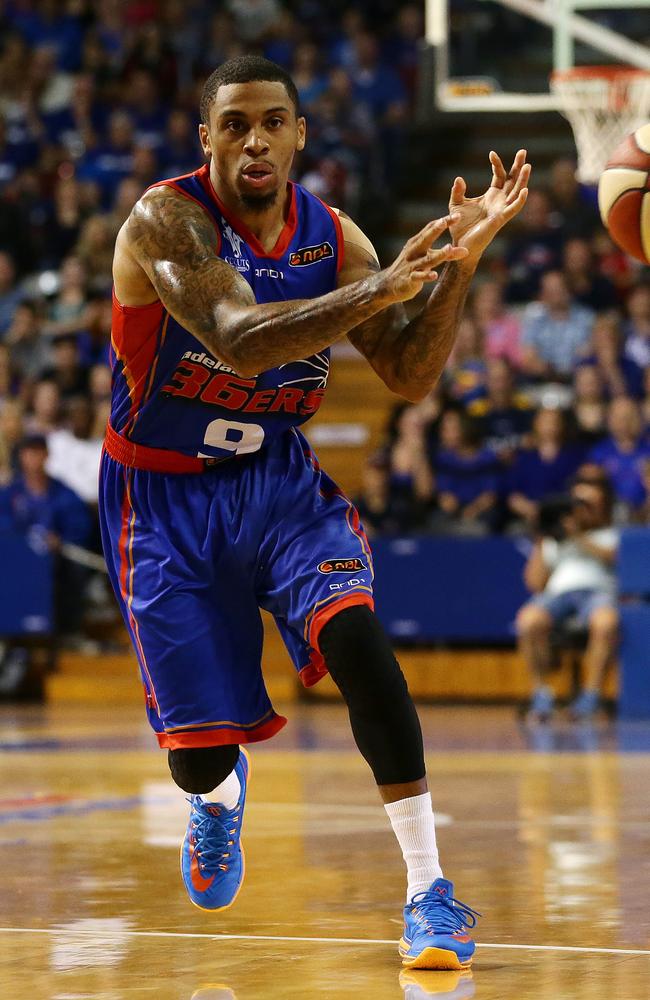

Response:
(1, 701), (649, 1000)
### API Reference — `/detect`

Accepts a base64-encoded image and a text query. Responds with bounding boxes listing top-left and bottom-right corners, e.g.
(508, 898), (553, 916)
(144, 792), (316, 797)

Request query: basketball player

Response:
(102, 56), (530, 970)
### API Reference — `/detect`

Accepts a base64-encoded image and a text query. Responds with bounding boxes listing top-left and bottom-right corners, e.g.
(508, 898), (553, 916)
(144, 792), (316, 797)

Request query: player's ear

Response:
(296, 116), (306, 152)
(199, 123), (211, 160)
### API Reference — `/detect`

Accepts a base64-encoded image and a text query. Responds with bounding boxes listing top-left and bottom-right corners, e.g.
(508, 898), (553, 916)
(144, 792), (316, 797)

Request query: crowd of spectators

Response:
(356, 173), (650, 537)
(0, 0), (422, 640)
(0, 1), (649, 648)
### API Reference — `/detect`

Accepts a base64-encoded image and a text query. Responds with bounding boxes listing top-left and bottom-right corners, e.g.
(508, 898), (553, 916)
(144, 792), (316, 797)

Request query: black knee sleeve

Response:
(168, 744), (240, 794)
(318, 605), (425, 786)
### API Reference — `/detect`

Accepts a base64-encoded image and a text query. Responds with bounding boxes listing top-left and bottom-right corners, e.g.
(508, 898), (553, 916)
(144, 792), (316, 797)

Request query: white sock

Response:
(384, 792), (443, 904)
(203, 769), (241, 811)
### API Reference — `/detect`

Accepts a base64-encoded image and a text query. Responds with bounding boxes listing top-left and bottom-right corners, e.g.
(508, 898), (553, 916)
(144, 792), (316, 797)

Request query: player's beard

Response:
(239, 188), (280, 213)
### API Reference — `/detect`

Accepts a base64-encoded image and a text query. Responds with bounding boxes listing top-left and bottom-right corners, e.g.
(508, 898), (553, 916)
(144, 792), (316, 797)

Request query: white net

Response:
(551, 67), (650, 184)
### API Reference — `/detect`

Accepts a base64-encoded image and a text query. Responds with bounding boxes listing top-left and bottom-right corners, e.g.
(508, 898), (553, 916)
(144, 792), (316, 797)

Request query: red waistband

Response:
(104, 422), (228, 474)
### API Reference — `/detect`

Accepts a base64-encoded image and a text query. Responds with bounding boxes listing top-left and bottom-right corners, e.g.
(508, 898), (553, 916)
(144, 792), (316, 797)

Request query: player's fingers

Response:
(449, 176), (466, 207)
(414, 244), (469, 269)
(411, 267), (439, 283)
(407, 212), (459, 254)
(504, 149), (528, 193)
(506, 162), (532, 203)
(508, 148), (527, 180)
(489, 151), (507, 189)
(501, 186), (528, 222)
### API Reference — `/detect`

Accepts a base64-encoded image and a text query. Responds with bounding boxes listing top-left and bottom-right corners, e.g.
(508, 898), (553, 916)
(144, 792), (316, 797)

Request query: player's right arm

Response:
(117, 186), (464, 377)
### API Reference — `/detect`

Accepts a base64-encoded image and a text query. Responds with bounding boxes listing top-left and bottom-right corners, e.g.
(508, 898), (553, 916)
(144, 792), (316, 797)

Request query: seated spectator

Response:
(384, 3), (423, 102)
(129, 144), (159, 193)
(562, 237), (618, 311)
(89, 362), (111, 405)
(197, 10), (242, 75)
(472, 280), (522, 367)
(547, 158), (599, 238)
(77, 110), (135, 207)
(262, 7), (298, 69)
(0, 343), (17, 406)
(124, 69), (167, 152)
(107, 177), (144, 234)
(25, 379), (61, 436)
(292, 43), (328, 110)
(46, 396), (103, 504)
(592, 227), (636, 297)
(468, 358), (533, 458)
(446, 316), (487, 405)
(42, 175), (85, 269)
(581, 311), (644, 399)
(159, 109), (200, 178)
(41, 71), (104, 159)
(226, 0), (283, 43)
(389, 403), (434, 509)
(572, 364), (608, 447)
(589, 397), (650, 520)
(0, 434), (92, 635)
(520, 271), (594, 381)
(79, 293), (112, 367)
(0, 113), (22, 191)
(5, 302), (50, 380)
(639, 459), (650, 525)
(642, 366), (650, 430)
(354, 450), (428, 536)
(506, 190), (563, 303)
(74, 214), (114, 293)
(0, 251), (24, 336)
(516, 476), (619, 721)
(40, 334), (89, 398)
(430, 408), (500, 535)
(123, 22), (178, 100)
(507, 408), (583, 528)
(349, 31), (406, 182)
(43, 255), (89, 338)
(0, 398), (24, 484)
(623, 283), (650, 369)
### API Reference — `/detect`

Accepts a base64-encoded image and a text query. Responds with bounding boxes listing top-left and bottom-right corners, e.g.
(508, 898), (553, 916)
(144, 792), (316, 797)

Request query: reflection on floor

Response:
(1, 701), (649, 1000)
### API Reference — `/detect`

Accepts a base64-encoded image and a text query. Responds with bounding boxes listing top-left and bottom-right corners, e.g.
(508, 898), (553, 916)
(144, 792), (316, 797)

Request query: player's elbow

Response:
(208, 307), (258, 378)
(388, 378), (434, 403)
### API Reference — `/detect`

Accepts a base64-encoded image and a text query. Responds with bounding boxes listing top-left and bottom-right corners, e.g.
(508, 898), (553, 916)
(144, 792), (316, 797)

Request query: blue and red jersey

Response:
(109, 164), (344, 464)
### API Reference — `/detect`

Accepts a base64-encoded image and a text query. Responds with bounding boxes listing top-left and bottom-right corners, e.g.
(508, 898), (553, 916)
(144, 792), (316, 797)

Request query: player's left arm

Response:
(340, 149), (531, 402)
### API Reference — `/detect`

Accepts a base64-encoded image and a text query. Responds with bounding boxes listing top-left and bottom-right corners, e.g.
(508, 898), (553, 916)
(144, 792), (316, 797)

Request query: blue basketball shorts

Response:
(98, 428), (374, 749)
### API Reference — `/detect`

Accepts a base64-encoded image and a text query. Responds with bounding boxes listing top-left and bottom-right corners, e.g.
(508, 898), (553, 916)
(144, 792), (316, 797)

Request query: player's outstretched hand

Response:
(448, 149), (531, 261)
(380, 213), (469, 304)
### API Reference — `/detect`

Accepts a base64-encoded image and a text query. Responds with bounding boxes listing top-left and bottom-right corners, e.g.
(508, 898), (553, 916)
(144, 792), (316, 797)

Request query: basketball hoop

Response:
(550, 66), (650, 185)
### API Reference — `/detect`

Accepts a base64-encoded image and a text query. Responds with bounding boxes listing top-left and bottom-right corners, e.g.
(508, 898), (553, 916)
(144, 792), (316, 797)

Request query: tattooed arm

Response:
(341, 149), (531, 402)
(341, 227), (476, 402)
(115, 185), (461, 378)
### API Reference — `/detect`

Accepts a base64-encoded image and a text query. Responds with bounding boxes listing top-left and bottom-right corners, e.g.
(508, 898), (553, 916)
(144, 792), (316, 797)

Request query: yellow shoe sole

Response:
(399, 938), (473, 971)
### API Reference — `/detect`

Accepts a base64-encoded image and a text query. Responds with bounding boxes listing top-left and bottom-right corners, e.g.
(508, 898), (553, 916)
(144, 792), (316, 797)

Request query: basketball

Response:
(598, 123), (650, 264)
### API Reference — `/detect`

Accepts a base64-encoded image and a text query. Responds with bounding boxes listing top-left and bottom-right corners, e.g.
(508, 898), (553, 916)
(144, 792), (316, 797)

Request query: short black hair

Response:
(200, 55), (300, 124)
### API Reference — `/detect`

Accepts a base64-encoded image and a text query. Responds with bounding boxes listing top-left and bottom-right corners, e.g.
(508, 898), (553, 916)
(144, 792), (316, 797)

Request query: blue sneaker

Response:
(399, 879), (480, 971)
(568, 689), (600, 721)
(181, 748), (250, 911)
(527, 686), (555, 723)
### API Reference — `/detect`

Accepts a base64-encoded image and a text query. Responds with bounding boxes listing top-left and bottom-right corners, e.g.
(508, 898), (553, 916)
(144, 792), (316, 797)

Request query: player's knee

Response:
(168, 744), (240, 794)
(319, 604), (408, 705)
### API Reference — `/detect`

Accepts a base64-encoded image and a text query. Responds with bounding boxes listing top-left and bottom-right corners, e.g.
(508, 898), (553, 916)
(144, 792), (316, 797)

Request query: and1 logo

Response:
(289, 242), (334, 267)
(318, 557), (367, 574)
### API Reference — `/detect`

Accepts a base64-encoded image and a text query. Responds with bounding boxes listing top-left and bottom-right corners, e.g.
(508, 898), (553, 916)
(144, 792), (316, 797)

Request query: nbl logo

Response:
(289, 241), (334, 267)
(318, 557), (367, 575)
